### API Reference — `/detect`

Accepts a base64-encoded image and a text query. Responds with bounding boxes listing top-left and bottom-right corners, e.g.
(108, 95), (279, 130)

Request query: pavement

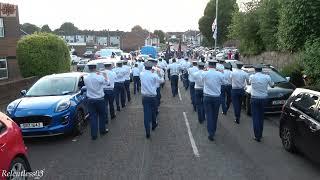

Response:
(25, 80), (320, 180)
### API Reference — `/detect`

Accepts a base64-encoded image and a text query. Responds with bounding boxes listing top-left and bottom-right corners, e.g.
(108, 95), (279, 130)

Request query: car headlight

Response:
(7, 101), (19, 115)
(55, 100), (71, 112)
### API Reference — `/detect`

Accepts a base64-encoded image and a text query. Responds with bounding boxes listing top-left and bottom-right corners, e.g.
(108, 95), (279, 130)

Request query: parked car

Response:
(71, 55), (81, 64)
(77, 59), (90, 71)
(94, 51), (101, 59)
(225, 60), (239, 68)
(6, 73), (88, 137)
(100, 48), (123, 60)
(242, 65), (296, 115)
(279, 88), (320, 164)
(83, 51), (93, 58)
(0, 112), (32, 179)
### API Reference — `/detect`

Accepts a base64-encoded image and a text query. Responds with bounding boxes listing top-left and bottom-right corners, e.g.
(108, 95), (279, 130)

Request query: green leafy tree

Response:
(154, 30), (166, 43)
(278, 0), (320, 52)
(17, 33), (70, 77)
(198, 0), (237, 47)
(21, 23), (40, 34)
(257, 0), (280, 51)
(300, 38), (320, 85)
(41, 24), (52, 33)
(228, 1), (264, 55)
(58, 22), (79, 35)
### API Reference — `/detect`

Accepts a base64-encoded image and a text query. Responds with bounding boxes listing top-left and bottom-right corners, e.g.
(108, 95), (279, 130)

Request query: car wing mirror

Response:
(20, 90), (27, 96)
(80, 86), (87, 95)
(286, 77), (290, 82)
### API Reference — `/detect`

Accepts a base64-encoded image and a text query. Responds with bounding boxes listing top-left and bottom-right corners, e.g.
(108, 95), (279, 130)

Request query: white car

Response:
(71, 55), (81, 64)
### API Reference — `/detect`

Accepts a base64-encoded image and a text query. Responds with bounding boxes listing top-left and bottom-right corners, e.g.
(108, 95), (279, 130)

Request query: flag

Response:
(212, 18), (217, 40)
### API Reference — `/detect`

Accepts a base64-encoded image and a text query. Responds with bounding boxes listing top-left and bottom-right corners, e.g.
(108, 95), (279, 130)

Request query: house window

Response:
(0, 59), (8, 79)
(0, 18), (4, 37)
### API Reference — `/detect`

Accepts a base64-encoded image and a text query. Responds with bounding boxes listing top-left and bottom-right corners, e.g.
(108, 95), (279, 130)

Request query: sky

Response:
(2, 0), (250, 32)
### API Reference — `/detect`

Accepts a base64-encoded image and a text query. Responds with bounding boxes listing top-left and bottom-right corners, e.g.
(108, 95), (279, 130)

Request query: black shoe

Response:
(111, 115), (116, 119)
(222, 112), (227, 115)
(91, 136), (97, 140)
(122, 105), (126, 108)
(100, 129), (109, 136)
(253, 137), (261, 142)
(234, 120), (240, 124)
(146, 134), (150, 139)
(152, 123), (158, 131)
(199, 121), (203, 124)
(208, 136), (214, 141)
(117, 107), (120, 111)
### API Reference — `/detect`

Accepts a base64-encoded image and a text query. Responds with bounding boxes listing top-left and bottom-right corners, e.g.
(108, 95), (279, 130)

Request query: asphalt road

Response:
(25, 80), (320, 180)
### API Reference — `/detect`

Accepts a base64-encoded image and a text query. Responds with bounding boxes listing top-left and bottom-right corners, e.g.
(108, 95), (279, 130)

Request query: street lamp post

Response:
(215, 0), (218, 50)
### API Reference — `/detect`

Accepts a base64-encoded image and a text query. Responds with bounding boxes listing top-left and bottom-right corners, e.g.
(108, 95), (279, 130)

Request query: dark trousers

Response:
(170, 75), (179, 96)
(204, 96), (220, 137)
(124, 80), (131, 102)
(142, 96), (157, 136)
(182, 72), (189, 90)
(156, 87), (161, 107)
(221, 85), (232, 114)
(232, 88), (245, 123)
(87, 98), (107, 138)
(195, 89), (205, 123)
(133, 76), (140, 94)
(190, 82), (196, 111)
(104, 89), (115, 118)
(114, 82), (126, 109)
(251, 98), (267, 139)
(168, 69), (171, 80)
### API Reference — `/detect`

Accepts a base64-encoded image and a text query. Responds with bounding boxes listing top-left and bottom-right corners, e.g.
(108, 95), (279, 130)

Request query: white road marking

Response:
(183, 112), (200, 158)
(178, 88), (182, 101)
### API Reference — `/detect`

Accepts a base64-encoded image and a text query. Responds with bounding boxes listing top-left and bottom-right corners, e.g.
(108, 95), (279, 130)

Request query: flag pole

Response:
(215, 0), (218, 50)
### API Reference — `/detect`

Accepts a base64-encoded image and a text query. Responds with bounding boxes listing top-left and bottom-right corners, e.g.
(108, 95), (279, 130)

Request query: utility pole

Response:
(215, 0), (218, 50)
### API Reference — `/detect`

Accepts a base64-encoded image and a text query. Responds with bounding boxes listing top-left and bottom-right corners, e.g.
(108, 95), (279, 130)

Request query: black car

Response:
(279, 88), (320, 163)
(242, 65), (296, 115)
(83, 51), (93, 58)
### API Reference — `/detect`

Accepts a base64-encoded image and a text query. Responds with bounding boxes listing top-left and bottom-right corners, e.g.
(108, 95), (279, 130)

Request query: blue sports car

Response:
(6, 72), (88, 137)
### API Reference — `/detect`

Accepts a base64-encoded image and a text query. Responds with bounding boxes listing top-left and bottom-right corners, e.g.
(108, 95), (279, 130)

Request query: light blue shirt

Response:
(84, 72), (106, 99)
(102, 70), (116, 90)
(140, 70), (162, 96)
(249, 72), (274, 98)
(217, 63), (225, 71)
(202, 69), (224, 96)
(223, 69), (232, 85)
(194, 70), (204, 89)
(113, 67), (126, 82)
(138, 62), (145, 72)
(231, 69), (249, 89)
(188, 66), (199, 82)
(167, 63), (181, 76)
(132, 67), (140, 77)
(158, 61), (168, 69)
(123, 65), (131, 81)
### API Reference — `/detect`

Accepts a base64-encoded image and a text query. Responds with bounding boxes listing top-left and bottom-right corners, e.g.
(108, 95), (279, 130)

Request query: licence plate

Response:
(272, 100), (286, 105)
(20, 122), (44, 129)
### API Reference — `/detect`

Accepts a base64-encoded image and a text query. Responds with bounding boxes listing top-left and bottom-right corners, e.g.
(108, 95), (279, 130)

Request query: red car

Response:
(0, 112), (31, 180)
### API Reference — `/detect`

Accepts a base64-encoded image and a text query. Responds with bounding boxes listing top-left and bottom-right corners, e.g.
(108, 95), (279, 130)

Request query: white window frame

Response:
(0, 18), (4, 37)
(0, 59), (8, 80)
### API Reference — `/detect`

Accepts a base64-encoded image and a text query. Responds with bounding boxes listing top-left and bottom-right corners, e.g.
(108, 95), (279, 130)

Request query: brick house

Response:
(0, 2), (21, 81)
(121, 32), (146, 52)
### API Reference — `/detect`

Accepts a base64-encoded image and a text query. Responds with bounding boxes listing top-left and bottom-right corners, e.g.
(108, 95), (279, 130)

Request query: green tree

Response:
(41, 24), (52, 33)
(277, 0), (320, 52)
(17, 33), (70, 77)
(228, 1), (264, 55)
(58, 22), (79, 35)
(153, 30), (166, 43)
(300, 38), (320, 85)
(21, 23), (40, 34)
(198, 0), (237, 47)
(257, 0), (280, 51)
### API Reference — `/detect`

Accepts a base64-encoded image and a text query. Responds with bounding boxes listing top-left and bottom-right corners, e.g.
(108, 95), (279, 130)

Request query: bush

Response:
(17, 33), (70, 78)
(280, 59), (305, 87)
(300, 38), (320, 86)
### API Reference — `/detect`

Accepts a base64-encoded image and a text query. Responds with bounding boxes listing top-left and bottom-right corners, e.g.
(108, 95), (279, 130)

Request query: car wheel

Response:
(246, 96), (251, 116)
(8, 157), (28, 180)
(280, 123), (297, 153)
(73, 110), (86, 136)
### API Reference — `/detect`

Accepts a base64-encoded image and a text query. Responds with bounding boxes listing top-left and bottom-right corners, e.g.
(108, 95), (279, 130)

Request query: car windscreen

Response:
(26, 77), (77, 96)
(83, 63), (105, 73)
(246, 68), (287, 83)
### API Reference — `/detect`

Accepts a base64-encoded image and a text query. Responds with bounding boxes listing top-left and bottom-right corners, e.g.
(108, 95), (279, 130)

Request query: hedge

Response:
(17, 33), (70, 78)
